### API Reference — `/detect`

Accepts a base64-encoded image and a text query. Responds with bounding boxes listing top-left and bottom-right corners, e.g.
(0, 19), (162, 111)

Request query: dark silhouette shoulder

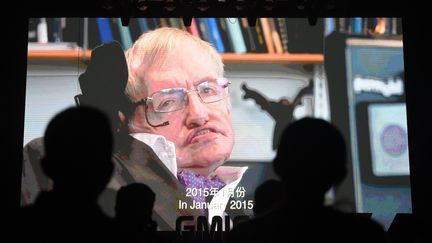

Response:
(229, 118), (386, 243)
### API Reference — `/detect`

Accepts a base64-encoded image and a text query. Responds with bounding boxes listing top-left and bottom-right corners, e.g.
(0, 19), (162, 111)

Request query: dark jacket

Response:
(21, 135), (200, 230)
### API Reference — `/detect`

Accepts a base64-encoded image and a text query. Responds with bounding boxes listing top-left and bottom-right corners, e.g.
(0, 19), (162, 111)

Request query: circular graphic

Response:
(380, 124), (408, 156)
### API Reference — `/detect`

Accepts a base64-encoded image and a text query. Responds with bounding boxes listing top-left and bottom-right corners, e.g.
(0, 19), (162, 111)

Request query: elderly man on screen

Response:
(121, 27), (248, 225)
(22, 27), (249, 231)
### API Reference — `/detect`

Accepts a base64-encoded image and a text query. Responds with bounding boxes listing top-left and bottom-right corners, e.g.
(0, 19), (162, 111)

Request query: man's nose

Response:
(185, 92), (210, 128)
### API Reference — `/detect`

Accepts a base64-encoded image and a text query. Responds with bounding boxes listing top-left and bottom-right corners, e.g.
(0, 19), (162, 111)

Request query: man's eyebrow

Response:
(194, 76), (218, 86)
(153, 78), (183, 89)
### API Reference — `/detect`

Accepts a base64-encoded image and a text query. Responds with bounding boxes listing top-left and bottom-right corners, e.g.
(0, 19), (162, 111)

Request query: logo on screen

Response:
(380, 124), (407, 157)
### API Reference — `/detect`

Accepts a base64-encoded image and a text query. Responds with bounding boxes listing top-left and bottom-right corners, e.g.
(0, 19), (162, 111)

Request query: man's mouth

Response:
(195, 129), (211, 136)
(187, 126), (222, 144)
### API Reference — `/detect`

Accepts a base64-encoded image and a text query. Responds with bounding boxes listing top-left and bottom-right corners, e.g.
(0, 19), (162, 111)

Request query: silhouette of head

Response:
(273, 118), (347, 200)
(41, 106), (114, 200)
(253, 179), (285, 216)
(77, 41), (131, 132)
(115, 183), (156, 225)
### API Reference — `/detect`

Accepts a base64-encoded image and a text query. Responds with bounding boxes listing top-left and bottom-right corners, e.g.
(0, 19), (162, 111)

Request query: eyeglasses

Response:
(135, 78), (231, 127)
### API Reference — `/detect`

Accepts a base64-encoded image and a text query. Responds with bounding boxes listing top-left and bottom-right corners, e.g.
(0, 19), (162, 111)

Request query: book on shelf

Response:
(116, 18), (133, 49)
(50, 18), (64, 42)
(352, 18), (363, 34)
(239, 18), (255, 52)
(324, 18), (335, 36)
(146, 18), (159, 30)
(168, 18), (185, 30)
(240, 18), (267, 53)
(137, 18), (150, 33)
(96, 18), (113, 43)
(207, 18), (225, 53)
(216, 18), (233, 52)
(259, 18), (275, 54)
(196, 18), (212, 45)
(28, 18), (39, 42)
(254, 19), (268, 53)
(224, 18), (247, 54)
(159, 18), (169, 28)
(267, 18), (283, 54)
(276, 18), (289, 53)
(129, 18), (143, 41)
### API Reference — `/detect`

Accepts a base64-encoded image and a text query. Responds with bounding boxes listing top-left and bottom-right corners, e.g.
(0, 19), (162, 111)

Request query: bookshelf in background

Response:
(28, 18), (402, 56)
(28, 17), (402, 63)
(27, 18), (325, 61)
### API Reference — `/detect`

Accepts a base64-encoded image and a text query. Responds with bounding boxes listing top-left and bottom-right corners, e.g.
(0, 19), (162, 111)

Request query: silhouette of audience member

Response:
(10, 106), (117, 243)
(115, 183), (162, 242)
(241, 82), (313, 151)
(228, 118), (386, 243)
(387, 213), (429, 243)
(253, 179), (285, 217)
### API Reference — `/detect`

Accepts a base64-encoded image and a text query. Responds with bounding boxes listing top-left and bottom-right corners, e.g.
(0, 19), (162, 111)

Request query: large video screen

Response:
(22, 17), (411, 232)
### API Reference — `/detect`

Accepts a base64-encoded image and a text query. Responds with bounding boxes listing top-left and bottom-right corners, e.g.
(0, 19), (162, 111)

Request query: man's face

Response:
(129, 41), (234, 173)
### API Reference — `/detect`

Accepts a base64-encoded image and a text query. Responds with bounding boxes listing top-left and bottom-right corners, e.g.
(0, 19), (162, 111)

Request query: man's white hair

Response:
(125, 27), (224, 102)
